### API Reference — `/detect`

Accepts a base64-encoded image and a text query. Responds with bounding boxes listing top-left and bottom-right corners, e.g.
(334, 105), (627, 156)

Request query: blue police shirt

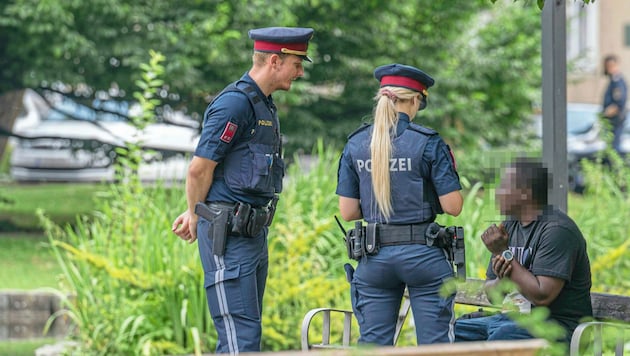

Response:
(603, 74), (627, 119)
(194, 73), (275, 207)
(336, 113), (461, 224)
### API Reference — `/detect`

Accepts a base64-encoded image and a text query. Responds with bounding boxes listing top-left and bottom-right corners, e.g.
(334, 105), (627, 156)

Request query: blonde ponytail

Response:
(370, 89), (398, 220)
(369, 86), (419, 221)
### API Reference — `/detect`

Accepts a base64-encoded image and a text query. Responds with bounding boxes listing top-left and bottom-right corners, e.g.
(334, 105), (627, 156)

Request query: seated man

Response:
(455, 158), (592, 343)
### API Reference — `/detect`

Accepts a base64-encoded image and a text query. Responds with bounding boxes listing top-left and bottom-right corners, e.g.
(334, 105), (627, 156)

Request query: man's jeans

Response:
(454, 313), (534, 341)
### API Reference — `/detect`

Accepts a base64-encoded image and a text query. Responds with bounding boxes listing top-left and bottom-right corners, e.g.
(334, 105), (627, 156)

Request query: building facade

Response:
(567, 0), (630, 105)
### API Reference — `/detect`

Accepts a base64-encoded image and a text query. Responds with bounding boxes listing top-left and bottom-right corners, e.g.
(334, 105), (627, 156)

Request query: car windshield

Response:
(46, 97), (129, 122)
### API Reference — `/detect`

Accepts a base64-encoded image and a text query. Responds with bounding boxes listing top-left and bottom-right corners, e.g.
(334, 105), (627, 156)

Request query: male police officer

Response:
(172, 26), (314, 354)
(602, 54), (627, 155)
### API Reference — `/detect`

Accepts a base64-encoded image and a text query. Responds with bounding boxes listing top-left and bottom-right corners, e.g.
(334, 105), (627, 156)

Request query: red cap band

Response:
(380, 75), (426, 92)
(254, 40), (308, 53)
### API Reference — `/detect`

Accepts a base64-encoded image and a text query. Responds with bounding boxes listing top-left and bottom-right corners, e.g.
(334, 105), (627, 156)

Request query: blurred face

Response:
(604, 59), (618, 76)
(496, 168), (530, 217)
(272, 54), (305, 91)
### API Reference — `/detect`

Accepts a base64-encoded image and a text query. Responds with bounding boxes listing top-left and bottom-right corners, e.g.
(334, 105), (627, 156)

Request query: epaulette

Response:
(347, 123), (371, 139)
(408, 122), (437, 136)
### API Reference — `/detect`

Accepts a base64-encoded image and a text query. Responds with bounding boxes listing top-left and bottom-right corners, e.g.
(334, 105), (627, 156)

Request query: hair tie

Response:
(380, 88), (398, 102)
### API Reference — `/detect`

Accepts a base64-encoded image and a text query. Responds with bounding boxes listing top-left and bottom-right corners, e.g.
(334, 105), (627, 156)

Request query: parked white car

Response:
(9, 90), (200, 182)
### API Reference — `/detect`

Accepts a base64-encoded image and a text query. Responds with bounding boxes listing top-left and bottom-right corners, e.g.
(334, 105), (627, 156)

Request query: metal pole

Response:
(542, 0), (568, 212)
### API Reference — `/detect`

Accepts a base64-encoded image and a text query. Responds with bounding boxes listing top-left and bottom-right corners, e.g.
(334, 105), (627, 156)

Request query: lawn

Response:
(0, 183), (109, 355)
(0, 338), (59, 356)
(0, 182), (109, 231)
(0, 183), (108, 290)
(0, 233), (62, 289)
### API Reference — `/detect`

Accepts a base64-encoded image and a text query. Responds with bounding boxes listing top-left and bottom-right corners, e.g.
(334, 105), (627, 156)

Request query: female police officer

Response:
(336, 63), (463, 345)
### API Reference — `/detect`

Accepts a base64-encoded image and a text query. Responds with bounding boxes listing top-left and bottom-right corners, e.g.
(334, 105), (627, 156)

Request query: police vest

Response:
(213, 80), (284, 196)
(347, 122), (441, 224)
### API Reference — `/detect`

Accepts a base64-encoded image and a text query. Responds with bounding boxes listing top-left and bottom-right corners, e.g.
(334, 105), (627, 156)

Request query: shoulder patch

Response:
(347, 123), (371, 139)
(408, 123), (437, 136)
(220, 121), (238, 143)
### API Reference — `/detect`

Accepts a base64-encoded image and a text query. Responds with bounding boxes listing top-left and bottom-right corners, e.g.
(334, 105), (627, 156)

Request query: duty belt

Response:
(206, 201), (271, 223)
(207, 201), (239, 212)
(376, 223), (430, 246)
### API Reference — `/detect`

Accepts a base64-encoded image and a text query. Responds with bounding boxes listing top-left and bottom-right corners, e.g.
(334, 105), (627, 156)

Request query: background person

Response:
(602, 54), (627, 155)
(336, 63), (463, 345)
(454, 157), (592, 343)
(171, 26), (314, 354)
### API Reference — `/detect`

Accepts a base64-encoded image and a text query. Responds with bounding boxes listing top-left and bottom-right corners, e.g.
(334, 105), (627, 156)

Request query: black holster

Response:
(346, 221), (364, 260)
(230, 202), (251, 236)
(194, 202), (230, 256)
(231, 202), (270, 238)
(346, 221), (379, 260)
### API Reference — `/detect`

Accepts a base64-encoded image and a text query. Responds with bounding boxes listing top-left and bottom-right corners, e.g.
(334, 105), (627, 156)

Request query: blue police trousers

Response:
(197, 217), (269, 354)
(349, 244), (455, 345)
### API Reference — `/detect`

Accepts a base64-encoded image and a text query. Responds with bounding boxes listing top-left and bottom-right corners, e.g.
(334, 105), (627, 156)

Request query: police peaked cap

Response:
(249, 27), (314, 62)
(374, 63), (435, 93)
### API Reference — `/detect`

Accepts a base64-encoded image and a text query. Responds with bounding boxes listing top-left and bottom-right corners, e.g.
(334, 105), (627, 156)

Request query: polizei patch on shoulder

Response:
(220, 122), (238, 143)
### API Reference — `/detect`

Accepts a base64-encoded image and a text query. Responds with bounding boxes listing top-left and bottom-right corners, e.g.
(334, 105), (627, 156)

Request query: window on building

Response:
(566, 1), (599, 74)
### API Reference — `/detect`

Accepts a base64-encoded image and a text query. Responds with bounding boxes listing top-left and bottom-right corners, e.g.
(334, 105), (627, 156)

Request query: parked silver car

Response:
(9, 90), (199, 182)
(564, 103), (630, 192)
(532, 103), (629, 192)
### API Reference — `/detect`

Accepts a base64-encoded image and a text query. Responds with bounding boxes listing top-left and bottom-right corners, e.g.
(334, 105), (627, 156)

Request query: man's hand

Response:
(604, 104), (619, 118)
(492, 255), (513, 279)
(481, 223), (508, 255)
(172, 210), (199, 244)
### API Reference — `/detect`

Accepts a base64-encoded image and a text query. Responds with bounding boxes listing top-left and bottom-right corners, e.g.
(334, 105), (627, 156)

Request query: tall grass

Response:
(41, 180), (211, 355)
(42, 52), (213, 355)
(569, 148), (630, 294)
(40, 140), (630, 354)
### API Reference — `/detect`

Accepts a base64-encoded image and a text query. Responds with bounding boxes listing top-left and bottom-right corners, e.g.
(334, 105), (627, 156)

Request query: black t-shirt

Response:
(486, 206), (593, 336)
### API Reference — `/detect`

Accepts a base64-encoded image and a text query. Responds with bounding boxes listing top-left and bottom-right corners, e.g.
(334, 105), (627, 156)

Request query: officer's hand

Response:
(187, 213), (198, 244)
(481, 223), (508, 255)
(172, 211), (198, 244)
(492, 255), (513, 279)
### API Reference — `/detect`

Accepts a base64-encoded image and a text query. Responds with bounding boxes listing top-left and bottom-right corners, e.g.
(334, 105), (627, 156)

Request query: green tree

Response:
(0, 0), (546, 157)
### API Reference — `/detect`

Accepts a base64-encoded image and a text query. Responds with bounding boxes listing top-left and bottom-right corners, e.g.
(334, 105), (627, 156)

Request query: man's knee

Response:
(487, 323), (533, 341)
(453, 317), (490, 342)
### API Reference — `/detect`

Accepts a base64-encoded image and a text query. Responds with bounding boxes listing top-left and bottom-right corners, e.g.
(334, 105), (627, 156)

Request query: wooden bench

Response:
(301, 279), (630, 355)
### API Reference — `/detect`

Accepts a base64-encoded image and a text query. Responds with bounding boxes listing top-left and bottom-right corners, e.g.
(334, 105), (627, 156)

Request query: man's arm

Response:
(186, 156), (217, 214)
(604, 79), (628, 117)
(493, 256), (565, 307)
(505, 259), (565, 306)
(172, 156), (217, 243)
